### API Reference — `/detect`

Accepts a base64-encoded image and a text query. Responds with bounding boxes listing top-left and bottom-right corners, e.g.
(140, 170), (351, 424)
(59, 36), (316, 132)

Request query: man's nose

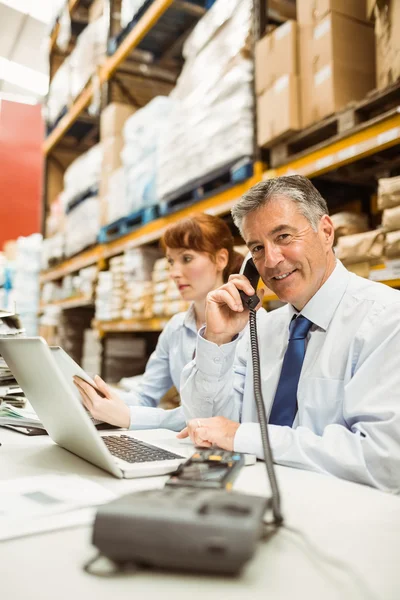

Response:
(263, 242), (284, 269)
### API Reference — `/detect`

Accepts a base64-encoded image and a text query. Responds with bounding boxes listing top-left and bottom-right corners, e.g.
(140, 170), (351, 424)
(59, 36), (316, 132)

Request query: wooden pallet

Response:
(97, 205), (159, 243)
(158, 157), (254, 216)
(269, 79), (400, 168)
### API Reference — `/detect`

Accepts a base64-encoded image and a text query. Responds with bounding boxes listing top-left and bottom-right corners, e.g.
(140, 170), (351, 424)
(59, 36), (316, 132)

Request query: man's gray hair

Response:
(231, 175), (329, 234)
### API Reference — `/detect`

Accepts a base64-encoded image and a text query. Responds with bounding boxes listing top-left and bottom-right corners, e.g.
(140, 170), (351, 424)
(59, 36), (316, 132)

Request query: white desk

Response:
(0, 427), (399, 600)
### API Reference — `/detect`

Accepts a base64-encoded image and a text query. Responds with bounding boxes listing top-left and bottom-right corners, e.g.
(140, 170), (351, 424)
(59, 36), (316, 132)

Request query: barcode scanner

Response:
(239, 252), (260, 309)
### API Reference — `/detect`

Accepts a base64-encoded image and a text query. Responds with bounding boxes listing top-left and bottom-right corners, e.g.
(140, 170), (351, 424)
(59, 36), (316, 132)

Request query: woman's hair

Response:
(161, 213), (243, 282)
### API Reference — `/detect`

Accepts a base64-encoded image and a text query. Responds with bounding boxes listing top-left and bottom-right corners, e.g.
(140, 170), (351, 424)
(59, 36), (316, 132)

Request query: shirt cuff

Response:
(234, 422), (290, 460)
(195, 326), (239, 379)
(129, 406), (186, 432)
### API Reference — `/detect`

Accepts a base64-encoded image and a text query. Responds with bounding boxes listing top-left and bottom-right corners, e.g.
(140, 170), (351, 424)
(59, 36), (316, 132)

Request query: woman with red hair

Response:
(74, 213), (243, 430)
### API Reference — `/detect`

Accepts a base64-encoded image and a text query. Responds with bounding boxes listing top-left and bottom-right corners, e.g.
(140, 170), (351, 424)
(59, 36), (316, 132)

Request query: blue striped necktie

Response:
(269, 315), (313, 427)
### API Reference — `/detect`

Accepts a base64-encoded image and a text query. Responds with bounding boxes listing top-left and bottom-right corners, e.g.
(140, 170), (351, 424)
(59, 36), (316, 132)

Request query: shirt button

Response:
(213, 357), (221, 364)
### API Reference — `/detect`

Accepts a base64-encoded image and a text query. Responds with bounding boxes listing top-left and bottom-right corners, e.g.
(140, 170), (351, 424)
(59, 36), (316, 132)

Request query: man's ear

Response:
(215, 248), (229, 273)
(320, 215), (335, 248)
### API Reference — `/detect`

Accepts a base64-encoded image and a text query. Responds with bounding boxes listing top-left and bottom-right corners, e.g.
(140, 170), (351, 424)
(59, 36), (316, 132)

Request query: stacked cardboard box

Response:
(255, 20), (300, 147)
(378, 176), (400, 259)
(99, 102), (136, 226)
(298, 0), (375, 128)
(368, 0), (400, 89)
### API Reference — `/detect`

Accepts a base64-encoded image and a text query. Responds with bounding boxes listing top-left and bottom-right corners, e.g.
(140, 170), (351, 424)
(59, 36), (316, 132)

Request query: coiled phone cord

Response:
(249, 307), (283, 525)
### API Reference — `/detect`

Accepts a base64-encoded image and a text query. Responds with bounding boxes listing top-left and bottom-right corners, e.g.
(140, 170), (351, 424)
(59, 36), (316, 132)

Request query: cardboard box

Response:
(373, 0), (400, 89)
(89, 0), (103, 23)
(299, 14), (375, 127)
(267, 0), (297, 21)
(102, 135), (124, 175)
(100, 102), (136, 139)
(255, 21), (298, 95)
(297, 0), (368, 25)
(257, 75), (300, 147)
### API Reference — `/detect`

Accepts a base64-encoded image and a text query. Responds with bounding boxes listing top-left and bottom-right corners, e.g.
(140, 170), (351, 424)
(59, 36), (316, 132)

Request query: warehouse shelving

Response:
(39, 295), (94, 312)
(49, 0), (82, 53)
(264, 112), (400, 180)
(41, 0), (400, 344)
(45, 0), (189, 154)
(94, 316), (170, 334)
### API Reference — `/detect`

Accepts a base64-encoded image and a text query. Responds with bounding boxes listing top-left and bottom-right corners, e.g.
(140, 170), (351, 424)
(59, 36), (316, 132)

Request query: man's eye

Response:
(277, 234), (290, 242)
(251, 246), (262, 255)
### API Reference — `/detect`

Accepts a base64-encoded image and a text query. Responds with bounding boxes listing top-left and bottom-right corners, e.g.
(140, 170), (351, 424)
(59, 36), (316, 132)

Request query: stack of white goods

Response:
(73, 266), (98, 299)
(123, 281), (153, 320)
(81, 329), (102, 377)
(12, 234), (42, 336)
(103, 168), (128, 225)
(120, 0), (148, 28)
(70, 16), (108, 100)
(64, 196), (100, 257)
(61, 143), (103, 210)
(46, 56), (72, 127)
(151, 257), (169, 316)
(95, 271), (114, 321)
(121, 248), (161, 319)
(41, 233), (64, 269)
(41, 282), (61, 305)
(95, 257), (125, 321)
(151, 258), (190, 316)
(122, 97), (173, 214)
(157, 0), (253, 202)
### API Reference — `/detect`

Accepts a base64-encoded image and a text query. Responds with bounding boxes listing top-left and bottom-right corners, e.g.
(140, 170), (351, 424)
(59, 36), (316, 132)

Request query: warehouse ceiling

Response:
(0, 0), (62, 103)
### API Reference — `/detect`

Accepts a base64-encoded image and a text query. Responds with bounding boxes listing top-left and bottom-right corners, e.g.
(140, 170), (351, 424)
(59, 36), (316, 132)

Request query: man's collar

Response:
(287, 260), (350, 331)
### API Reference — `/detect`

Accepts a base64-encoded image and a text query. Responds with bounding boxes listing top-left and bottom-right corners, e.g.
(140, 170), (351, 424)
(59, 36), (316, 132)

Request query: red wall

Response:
(0, 100), (44, 248)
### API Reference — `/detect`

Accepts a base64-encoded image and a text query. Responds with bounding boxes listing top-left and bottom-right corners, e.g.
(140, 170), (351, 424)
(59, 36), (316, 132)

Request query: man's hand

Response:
(73, 375), (130, 429)
(204, 274), (264, 346)
(177, 416), (240, 450)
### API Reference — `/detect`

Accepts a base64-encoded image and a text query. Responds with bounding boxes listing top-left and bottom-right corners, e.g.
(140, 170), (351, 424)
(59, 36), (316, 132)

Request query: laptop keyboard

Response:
(102, 435), (183, 463)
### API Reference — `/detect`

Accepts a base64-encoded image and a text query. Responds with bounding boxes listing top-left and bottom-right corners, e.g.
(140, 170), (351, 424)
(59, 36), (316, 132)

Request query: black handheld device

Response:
(166, 449), (246, 490)
(239, 252), (260, 309)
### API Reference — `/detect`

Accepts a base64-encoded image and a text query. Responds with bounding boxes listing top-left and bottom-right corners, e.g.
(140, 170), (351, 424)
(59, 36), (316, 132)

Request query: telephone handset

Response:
(239, 252), (260, 310)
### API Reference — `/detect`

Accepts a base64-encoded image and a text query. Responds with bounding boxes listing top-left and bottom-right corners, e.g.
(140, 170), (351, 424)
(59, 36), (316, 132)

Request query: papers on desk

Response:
(0, 403), (44, 429)
(0, 474), (116, 541)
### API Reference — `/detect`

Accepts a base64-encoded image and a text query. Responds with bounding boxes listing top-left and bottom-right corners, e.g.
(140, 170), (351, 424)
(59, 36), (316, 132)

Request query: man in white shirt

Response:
(178, 175), (400, 492)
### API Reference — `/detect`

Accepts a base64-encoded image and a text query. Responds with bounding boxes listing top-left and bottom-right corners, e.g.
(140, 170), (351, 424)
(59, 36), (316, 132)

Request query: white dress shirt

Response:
(123, 305), (197, 431)
(180, 260), (400, 492)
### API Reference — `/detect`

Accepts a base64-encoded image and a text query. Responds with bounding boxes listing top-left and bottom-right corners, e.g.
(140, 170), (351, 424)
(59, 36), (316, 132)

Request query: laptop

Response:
(0, 337), (190, 479)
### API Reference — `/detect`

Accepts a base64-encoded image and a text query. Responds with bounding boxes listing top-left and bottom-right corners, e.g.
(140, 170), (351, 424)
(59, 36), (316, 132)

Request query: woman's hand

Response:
(73, 375), (131, 429)
(204, 274), (264, 346)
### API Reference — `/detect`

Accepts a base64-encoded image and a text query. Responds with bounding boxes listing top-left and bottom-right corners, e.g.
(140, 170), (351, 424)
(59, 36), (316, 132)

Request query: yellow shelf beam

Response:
(40, 246), (101, 284)
(44, 0), (175, 155)
(264, 112), (400, 180)
(39, 295), (94, 312)
(94, 317), (170, 333)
